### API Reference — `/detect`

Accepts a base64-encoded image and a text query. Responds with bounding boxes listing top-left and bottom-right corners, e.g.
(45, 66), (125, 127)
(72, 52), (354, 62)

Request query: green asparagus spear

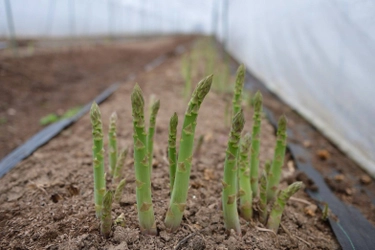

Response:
(147, 99), (160, 176)
(168, 112), (178, 191)
(232, 64), (245, 117)
(322, 203), (329, 221)
(108, 112), (117, 176)
(165, 75), (213, 232)
(250, 91), (263, 198)
(113, 148), (128, 181)
(259, 168), (269, 224)
(101, 190), (113, 238)
(182, 53), (192, 100)
(222, 110), (245, 234)
(131, 84), (156, 235)
(266, 115), (287, 201)
(194, 135), (204, 156)
(90, 102), (106, 218)
(238, 133), (253, 220)
(114, 179), (126, 203)
(267, 182), (303, 233)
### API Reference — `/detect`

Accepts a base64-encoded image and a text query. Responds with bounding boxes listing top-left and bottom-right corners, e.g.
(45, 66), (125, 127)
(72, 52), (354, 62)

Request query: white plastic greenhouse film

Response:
(0, 0), (213, 38)
(223, 0), (375, 177)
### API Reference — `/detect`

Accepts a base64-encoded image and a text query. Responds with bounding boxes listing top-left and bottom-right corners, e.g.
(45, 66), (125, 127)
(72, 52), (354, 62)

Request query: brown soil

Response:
(0, 36), (193, 159)
(0, 40), (339, 249)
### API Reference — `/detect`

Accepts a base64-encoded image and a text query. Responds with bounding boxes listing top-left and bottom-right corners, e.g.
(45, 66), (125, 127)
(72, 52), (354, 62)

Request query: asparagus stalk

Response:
(108, 112), (117, 176)
(259, 168), (269, 224)
(131, 84), (156, 235)
(322, 203), (329, 221)
(222, 110), (245, 234)
(224, 101), (230, 127)
(113, 148), (128, 181)
(194, 135), (204, 156)
(232, 64), (245, 117)
(266, 115), (287, 201)
(90, 102), (106, 218)
(165, 75), (213, 231)
(267, 182), (303, 233)
(182, 53), (192, 100)
(114, 179), (126, 203)
(250, 91), (263, 198)
(101, 190), (113, 238)
(147, 99), (160, 176)
(238, 132), (253, 220)
(168, 112), (178, 191)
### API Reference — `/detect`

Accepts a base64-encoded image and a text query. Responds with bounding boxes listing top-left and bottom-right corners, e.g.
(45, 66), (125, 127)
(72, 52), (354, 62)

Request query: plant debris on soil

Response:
(0, 36), (193, 159)
(0, 39), (339, 249)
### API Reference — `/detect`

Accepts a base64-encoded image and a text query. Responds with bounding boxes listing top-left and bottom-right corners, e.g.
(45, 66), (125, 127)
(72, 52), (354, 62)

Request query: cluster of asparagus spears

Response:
(221, 65), (303, 234)
(90, 104), (128, 238)
(89, 64), (303, 237)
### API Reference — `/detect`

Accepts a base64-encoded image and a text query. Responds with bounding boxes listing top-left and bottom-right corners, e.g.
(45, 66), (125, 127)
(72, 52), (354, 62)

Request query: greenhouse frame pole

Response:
(69, 0), (75, 37)
(108, 0), (114, 39)
(211, 0), (219, 36)
(45, 0), (56, 36)
(222, 0), (229, 47)
(4, 0), (17, 56)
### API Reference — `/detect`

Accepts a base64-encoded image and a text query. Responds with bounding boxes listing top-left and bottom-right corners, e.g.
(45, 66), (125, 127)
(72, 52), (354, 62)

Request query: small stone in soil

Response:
(360, 175), (372, 185)
(303, 140), (311, 148)
(316, 149), (330, 160)
(334, 174), (345, 182)
(159, 230), (171, 242)
(304, 204), (317, 216)
(188, 235), (206, 250)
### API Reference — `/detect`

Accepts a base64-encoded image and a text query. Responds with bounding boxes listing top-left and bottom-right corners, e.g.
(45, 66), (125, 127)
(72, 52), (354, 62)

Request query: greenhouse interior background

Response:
(1, 0), (374, 178)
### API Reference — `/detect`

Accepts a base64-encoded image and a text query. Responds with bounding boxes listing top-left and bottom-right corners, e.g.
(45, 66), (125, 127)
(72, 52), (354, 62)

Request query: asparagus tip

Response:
(286, 181), (304, 196)
(243, 132), (251, 144)
(152, 99), (160, 112)
(110, 112), (117, 121)
(232, 109), (245, 133)
(90, 102), (101, 120)
(254, 91), (263, 110)
(198, 74), (213, 97)
(131, 83), (145, 108)
(170, 112), (178, 128)
(278, 115), (287, 131)
(235, 64), (246, 88)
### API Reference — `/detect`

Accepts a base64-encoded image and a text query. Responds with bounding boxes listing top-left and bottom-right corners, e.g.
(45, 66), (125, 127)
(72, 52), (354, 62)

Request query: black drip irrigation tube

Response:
(232, 62), (375, 249)
(0, 44), (186, 179)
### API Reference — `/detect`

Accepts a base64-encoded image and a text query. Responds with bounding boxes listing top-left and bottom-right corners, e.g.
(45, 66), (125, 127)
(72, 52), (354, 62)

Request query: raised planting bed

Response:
(0, 38), (341, 249)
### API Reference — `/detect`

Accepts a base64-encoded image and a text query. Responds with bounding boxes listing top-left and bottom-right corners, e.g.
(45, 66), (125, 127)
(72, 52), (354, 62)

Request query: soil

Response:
(0, 38), (340, 249)
(0, 36), (193, 159)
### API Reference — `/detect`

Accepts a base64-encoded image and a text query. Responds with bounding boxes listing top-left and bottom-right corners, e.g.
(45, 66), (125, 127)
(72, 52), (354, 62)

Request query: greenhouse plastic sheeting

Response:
(2, 0), (375, 177)
(0, 0), (213, 37)
(221, 0), (375, 177)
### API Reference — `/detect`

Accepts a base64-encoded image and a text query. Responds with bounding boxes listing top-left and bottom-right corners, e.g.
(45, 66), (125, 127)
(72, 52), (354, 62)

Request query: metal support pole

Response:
(4, 0), (17, 56)
(211, 1), (219, 36)
(222, 0), (229, 47)
(69, 0), (75, 37)
(45, 0), (56, 36)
